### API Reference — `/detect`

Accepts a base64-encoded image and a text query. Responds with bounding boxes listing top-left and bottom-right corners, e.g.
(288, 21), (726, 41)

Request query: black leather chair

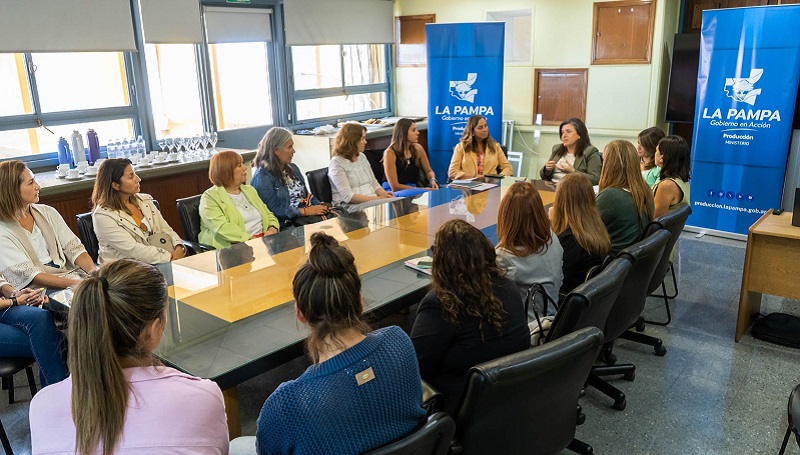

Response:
(452, 327), (604, 455)
(176, 195), (214, 251)
(363, 412), (455, 455)
(0, 416), (11, 455)
(0, 357), (36, 405)
(76, 211), (99, 263)
(587, 230), (670, 410)
(780, 383), (800, 455)
(641, 205), (692, 325)
(363, 149), (386, 183)
(306, 167), (333, 204)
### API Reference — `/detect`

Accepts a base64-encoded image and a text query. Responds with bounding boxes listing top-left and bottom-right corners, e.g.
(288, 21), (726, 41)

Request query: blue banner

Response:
(690, 6), (800, 234)
(426, 23), (505, 182)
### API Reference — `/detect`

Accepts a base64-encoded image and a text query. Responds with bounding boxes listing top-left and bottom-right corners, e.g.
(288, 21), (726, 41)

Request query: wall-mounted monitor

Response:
(665, 33), (700, 124)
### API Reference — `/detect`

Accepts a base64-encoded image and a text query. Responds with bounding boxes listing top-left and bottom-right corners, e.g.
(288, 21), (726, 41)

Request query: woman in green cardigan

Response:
(199, 150), (280, 249)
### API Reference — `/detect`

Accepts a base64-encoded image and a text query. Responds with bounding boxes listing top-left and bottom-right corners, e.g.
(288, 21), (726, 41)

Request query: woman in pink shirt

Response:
(29, 259), (229, 454)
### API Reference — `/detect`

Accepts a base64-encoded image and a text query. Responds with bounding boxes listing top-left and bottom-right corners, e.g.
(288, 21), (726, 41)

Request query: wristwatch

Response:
(10, 296), (18, 307)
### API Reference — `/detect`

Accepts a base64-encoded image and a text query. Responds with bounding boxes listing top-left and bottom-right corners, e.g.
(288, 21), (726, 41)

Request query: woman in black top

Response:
(549, 173), (611, 295)
(410, 219), (529, 414)
(382, 118), (438, 198)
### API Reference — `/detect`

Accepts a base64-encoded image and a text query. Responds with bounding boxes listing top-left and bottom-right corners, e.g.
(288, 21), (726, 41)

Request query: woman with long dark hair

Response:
(382, 118), (438, 197)
(540, 118), (602, 184)
(447, 115), (513, 180)
(411, 220), (528, 414)
(255, 232), (425, 454)
(29, 259), (229, 454)
(653, 135), (691, 218)
(549, 173), (611, 294)
(597, 140), (654, 255)
(496, 181), (563, 317)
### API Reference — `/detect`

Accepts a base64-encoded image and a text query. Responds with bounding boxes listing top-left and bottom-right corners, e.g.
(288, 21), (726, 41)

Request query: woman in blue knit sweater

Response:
(253, 232), (426, 455)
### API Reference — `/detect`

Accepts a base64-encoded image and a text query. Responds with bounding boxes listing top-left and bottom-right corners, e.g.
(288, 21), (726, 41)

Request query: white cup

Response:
(77, 163), (88, 174)
(94, 158), (106, 168)
(154, 155), (166, 163)
(159, 151), (168, 160)
(129, 154), (140, 165)
(167, 152), (178, 161)
(67, 169), (80, 179)
(85, 166), (98, 176)
(57, 166), (68, 177)
(57, 163), (70, 171)
(139, 157), (150, 166)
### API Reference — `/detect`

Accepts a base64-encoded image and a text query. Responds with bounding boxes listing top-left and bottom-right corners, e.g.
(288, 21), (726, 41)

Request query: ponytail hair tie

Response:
(99, 276), (109, 292)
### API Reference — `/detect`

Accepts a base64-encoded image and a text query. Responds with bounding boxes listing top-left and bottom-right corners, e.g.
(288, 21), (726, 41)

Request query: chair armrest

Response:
(182, 240), (215, 256)
(421, 379), (444, 416)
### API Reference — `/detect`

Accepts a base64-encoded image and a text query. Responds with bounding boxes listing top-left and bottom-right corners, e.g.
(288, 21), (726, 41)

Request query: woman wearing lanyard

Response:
(199, 150), (280, 249)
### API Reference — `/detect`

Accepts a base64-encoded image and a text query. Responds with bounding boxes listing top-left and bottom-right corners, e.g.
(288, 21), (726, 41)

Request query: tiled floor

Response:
(2, 232), (799, 455)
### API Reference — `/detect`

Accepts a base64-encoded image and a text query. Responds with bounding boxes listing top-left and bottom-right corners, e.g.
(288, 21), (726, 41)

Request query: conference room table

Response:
(155, 177), (556, 437)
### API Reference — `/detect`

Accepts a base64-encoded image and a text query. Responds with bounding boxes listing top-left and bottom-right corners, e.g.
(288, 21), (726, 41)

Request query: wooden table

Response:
(736, 210), (800, 341)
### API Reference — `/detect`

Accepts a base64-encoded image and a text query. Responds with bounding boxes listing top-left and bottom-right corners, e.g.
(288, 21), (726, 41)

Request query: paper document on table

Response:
(405, 256), (433, 276)
(449, 180), (498, 191)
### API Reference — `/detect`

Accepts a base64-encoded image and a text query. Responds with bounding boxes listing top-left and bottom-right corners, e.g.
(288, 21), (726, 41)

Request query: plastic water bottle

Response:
(71, 130), (87, 165)
(57, 137), (72, 166)
(86, 129), (100, 164)
(135, 135), (146, 157)
(120, 138), (130, 158)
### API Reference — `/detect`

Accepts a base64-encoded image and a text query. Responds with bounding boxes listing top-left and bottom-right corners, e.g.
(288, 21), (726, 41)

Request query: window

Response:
(209, 42), (274, 130)
(0, 52), (137, 161)
(290, 44), (390, 124)
(144, 44), (204, 139)
(486, 10), (532, 64)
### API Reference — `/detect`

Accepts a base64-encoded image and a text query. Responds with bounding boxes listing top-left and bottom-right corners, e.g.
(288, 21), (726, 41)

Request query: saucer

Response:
(65, 176), (82, 181)
(138, 163), (152, 168)
(84, 174), (97, 179)
(153, 160), (168, 165)
(56, 174), (67, 179)
(167, 158), (180, 163)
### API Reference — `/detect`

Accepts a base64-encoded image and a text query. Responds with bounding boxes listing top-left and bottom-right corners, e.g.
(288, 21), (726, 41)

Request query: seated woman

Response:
(596, 140), (654, 255)
(0, 277), (68, 387)
(0, 160), (95, 290)
(411, 220), (529, 414)
(329, 123), (395, 211)
(382, 118), (438, 197)
(251, 127), (332, 227)
(638, 127), (666, 187)
(254, 233), (426, 454)
(448, 115), (513, 181)
(540, 118), (602, 185)
(92, 159), (187, 264)
(200, 150), (280, 248)
(549, 173), (611, 295)
(653, 135), (691, 218)
(496, 181), (563, 318)
(29, 259), (229, 454)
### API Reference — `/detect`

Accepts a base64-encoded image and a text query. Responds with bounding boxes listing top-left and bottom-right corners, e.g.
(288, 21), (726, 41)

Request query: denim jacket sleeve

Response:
(251, 168), (291, 225)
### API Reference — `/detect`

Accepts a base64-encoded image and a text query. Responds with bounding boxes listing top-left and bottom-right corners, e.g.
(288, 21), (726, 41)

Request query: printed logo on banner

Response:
(450, 73), (478, 103)
(724, 69), (763, 105)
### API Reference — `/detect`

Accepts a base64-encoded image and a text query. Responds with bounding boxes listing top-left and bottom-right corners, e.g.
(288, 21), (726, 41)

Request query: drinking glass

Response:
(210, 131), (218, 152)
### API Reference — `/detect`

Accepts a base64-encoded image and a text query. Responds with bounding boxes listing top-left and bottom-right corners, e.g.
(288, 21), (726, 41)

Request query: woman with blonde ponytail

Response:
(29, 259), (229, 454)
(251, 232), (425, 455)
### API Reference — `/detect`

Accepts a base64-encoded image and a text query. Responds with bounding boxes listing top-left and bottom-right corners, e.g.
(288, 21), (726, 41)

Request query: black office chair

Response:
(363, 149), (386, 183)
(780, 383), (800, 455)
(306, 167), (333, 204)
(0, 357), (37, 405)
(452, 327), (604, 455)
(639, 205), (692, 325)
(587, 230), (670, 410)
(176, 195), (214, 252)
(0, 416), (11, 455)
(363, 412), (455, 455)
(76, 211), (99, 263)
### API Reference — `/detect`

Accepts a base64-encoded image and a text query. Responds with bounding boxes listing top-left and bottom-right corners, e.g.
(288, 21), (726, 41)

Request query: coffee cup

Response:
(57, 165), (68, 177)
(77, 163), (88, 174)
(139, 157), (150, 166)
(94, 158), (106, 168)
(67, 169), (80, 179)
(154, 154), (166, 163)
(129, 154), (140, 165)
(167, 152), (178, 161)
(159, 151), (168, 160)
(85, 166), (98, 176)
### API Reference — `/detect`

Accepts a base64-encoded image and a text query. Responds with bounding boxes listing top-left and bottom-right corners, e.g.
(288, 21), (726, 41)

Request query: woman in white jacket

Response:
(0, 160), (95, 289)
(92, 159), (186, 264)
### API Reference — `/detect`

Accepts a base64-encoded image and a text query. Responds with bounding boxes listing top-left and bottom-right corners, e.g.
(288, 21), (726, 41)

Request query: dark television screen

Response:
(665, 33), (701, 124)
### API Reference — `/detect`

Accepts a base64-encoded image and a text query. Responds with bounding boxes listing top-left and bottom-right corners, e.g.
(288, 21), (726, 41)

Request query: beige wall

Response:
(393, 0), (681, 177)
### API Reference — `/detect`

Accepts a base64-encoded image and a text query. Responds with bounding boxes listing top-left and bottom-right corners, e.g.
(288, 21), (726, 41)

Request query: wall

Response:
(393, 0), (681, 177)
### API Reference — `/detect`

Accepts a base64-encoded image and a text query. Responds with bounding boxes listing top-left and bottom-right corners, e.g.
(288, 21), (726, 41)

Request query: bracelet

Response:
(10, 296), (18, 307)
(300, 207), (306, 216)
(430, 177), (437, 183)
(177, 244), (187, 252)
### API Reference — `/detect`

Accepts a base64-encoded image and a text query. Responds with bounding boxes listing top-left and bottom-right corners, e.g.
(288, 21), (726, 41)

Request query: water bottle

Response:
(70, 130), (87, 165)
(120, 138), (130, 158)
(86, 129), (100, 164)
(57, 137), (72, 166)
(136, 135), (146, 157)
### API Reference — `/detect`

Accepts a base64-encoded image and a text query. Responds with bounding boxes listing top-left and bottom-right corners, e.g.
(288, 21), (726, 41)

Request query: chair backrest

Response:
(76, 212), (99, 263)
(604, 230), (670, 341)
(454, 327), (604, 455)
(789, 384), (800, 446)
(548, 258), (632, 342)
(506, 151), (523, 177)
(363, 412), (455, 455)
(645, 205), (692, 294)
(363, 149), (386, 183)
(306, 167), (333, 204)
(176, 195), (203, 243)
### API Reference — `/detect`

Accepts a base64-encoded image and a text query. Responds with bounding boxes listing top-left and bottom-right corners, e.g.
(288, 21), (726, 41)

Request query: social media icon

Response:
(726, 192), (735, 199)
(746, 194), (754, 201)
(707, 189), (716, 198)
(736, 193), (744, 201)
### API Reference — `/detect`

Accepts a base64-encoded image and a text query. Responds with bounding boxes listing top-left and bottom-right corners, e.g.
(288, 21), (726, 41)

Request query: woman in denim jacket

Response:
(251, 127), (331, 227)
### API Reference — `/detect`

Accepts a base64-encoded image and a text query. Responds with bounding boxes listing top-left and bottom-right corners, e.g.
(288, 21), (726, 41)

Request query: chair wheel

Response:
(635, 321), (646, 332)
(577, 413), (586, 425)
(655, 346), (667, 356)
(624, 371), (636, 381)
(613, 397), (627, 411)
(605, 353), (617, 365)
